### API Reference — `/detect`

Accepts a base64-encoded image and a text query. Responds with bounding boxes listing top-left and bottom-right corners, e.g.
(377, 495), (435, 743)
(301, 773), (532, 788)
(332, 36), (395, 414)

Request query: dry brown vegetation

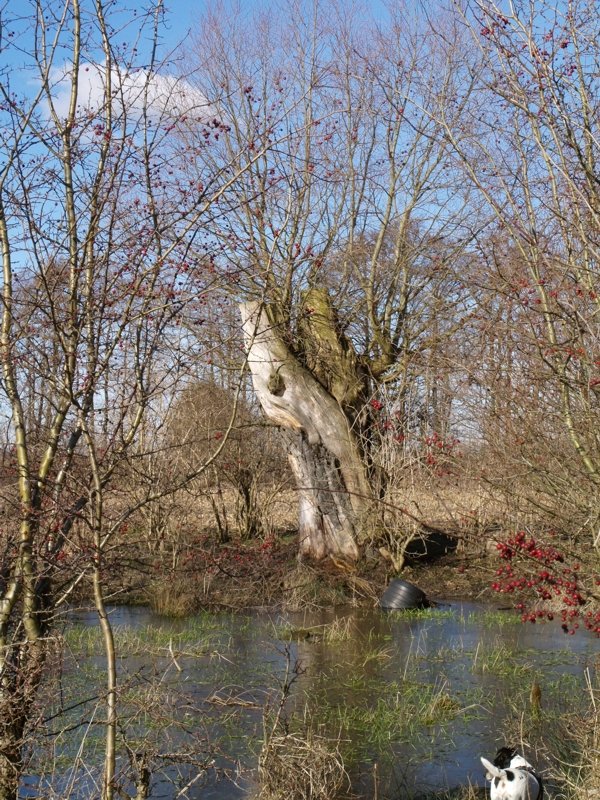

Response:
(0, 0), (598, 797)
(256, 731), (348, 800)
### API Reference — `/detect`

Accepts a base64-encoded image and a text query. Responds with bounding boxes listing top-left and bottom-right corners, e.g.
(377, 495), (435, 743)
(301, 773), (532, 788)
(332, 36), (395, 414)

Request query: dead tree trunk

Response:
(240, 301), (371, 562)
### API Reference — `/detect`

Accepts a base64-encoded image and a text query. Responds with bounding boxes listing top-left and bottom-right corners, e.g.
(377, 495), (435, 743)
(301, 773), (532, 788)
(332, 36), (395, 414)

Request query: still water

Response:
(24, 602), (598, 799)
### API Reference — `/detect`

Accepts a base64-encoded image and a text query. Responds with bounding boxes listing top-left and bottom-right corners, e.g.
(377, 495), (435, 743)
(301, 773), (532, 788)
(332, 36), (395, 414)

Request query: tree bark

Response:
(0, 641), (46, 800)
(240, 301), (371, 561)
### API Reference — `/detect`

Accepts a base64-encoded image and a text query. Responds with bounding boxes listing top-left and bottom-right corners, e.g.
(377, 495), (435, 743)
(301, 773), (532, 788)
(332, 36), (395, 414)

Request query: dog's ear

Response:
(494, 746), (517, 768)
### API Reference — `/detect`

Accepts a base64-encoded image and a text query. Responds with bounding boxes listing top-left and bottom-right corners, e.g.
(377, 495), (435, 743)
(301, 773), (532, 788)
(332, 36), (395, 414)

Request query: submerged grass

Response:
(306, 675), (482, 765)
(45, 602), (598, 800)
(466, 609), (521, 627)
(62, 612), (238, 657)
(385, 607), (456, 622)
(471, 641), (531, 679)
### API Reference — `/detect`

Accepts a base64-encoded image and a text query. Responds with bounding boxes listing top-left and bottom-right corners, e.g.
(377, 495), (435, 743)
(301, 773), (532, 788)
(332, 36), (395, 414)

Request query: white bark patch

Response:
(240, 301), (371, 560)
(240, 301), (370, 512)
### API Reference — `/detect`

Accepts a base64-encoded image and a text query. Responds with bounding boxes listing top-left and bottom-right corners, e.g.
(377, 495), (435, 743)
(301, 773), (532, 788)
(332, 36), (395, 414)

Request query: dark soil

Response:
(405, 553), (497, 604)
(127, 533), (502, 613)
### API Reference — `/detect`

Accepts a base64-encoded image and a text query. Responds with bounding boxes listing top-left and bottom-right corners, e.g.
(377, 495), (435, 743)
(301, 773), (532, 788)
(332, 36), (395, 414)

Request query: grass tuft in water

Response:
(310, 676), (479, 763)
(466, 609), (521, 627)
(385, 607), (456, 621)
(62, 613), (228, 657)
(471, 641), (530, 679)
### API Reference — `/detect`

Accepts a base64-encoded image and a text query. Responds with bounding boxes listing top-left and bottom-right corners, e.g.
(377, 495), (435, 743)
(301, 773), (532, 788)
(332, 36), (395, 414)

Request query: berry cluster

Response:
(179, 534), (279, 578)
(491, 531), (599, 635)
(422, 431), (461, 476)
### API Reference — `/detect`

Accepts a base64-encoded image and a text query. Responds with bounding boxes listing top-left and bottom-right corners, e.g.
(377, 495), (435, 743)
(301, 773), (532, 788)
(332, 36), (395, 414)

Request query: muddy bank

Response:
(123, 535), (501, 614)
(406, 554), (496, 604)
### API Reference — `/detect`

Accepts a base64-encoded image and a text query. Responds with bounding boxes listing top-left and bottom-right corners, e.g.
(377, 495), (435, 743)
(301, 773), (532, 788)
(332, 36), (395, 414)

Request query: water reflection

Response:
(26, 602), (598, 799)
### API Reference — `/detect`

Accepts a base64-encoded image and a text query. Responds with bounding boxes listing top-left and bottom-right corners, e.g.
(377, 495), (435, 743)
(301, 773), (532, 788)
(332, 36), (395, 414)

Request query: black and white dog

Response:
(481, 747), (544, 800)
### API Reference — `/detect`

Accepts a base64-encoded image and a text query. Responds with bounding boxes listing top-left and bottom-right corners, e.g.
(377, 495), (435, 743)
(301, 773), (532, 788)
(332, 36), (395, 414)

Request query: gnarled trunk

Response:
(240, 301), (371, 562)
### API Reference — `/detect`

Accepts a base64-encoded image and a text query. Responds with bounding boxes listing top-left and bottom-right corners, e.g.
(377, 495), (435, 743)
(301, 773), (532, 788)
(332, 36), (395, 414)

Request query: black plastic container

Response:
(379, 578), (428, 610)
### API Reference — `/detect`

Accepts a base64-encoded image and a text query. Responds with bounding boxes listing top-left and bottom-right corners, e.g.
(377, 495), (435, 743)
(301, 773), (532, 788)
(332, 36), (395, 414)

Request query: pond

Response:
(25, 601), (598, 799)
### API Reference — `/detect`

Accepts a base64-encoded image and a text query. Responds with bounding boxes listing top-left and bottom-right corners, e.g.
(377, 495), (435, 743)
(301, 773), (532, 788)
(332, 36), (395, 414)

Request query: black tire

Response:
(379, 578), (428, 610)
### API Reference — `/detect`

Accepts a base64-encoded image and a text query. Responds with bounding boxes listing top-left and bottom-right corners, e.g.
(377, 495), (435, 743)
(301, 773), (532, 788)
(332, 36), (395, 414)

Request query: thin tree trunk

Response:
(94, 566), (117, 800)
(0, 732), (22, 800)
(0, 641), (46, 800)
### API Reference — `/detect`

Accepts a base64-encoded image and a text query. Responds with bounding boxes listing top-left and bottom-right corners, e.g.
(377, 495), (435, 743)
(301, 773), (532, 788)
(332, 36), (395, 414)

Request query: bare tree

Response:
(0, 0), (267, 795)
(187, 0), (472, 562)
(436, 0), (600, 551)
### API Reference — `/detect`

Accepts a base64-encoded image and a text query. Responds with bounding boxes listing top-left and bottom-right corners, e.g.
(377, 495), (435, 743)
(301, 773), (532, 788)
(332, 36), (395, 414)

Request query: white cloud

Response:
(49, 62), (215, 125)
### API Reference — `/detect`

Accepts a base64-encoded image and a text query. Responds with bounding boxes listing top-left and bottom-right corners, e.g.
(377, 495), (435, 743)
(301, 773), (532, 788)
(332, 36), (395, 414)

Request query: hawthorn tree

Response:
(0, 0), (268, 795)
(433, 0), (600, 620)
(187, 0), (473, 562)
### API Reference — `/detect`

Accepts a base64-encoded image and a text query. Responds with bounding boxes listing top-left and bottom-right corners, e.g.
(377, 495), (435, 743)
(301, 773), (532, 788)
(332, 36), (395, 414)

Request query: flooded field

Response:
(25, 602), (598, 799)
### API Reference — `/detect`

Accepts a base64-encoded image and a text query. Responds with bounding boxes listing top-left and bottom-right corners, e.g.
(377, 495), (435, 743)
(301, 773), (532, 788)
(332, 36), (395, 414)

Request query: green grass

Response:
(62, 614), (233, 657)
(466, 609), (521, 627)
(471, 641), (531, 678)
(301, 674), (483, 765)
(385, 607), (457, 621)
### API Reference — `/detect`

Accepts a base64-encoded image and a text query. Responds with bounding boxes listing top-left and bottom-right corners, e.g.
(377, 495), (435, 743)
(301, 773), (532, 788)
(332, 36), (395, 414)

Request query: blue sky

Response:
(162, 0), (206, 43)
(157, 0), (393, 64)
(0, 0), (401, 103)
